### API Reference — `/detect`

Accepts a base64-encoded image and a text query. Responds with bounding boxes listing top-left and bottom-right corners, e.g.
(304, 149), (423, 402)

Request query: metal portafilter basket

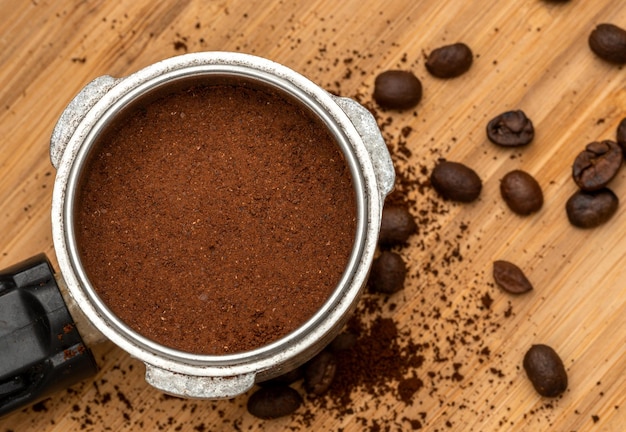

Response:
(0, 52), (395, 416)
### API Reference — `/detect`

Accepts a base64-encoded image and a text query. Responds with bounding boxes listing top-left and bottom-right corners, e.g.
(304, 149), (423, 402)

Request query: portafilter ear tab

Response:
(0, 254), (97, 417)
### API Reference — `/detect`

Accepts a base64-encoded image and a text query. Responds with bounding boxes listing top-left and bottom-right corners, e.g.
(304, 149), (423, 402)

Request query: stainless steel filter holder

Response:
(42, 52), (395, 400)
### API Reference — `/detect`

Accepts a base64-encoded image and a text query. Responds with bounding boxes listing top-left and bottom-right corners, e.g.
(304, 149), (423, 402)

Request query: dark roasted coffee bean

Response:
(258, 367), (303, 387)
(246, 385), (303, 419)
(304, 350), (337, 396)
(589, 23), (626, 64)
(369, 251), (407, 294)
(430, 160), (482, 202)
(379, 205), (417, 246)
(617, 117), (626, 154)
(523, 344), (568, 397)
(373, 70), (423, 110)
(425, 42), (473, 78)
(566, 188), (618, 228)
(487, 110), (534, 147)
(328, 331), (357, 353)
(572, 140), (622, 191)
(493, 260), (533, 294)
(500, 170), (543, 215)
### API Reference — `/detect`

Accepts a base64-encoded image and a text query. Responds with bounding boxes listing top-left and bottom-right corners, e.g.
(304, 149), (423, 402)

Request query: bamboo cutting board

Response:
(2, 0), (626, 430)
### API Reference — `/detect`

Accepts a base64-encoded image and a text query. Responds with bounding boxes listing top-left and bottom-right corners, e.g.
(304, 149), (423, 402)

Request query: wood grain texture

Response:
(1, 0), (626, 430)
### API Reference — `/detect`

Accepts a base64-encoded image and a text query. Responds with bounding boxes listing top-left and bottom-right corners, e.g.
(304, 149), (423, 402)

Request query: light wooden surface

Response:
(2, 0), (626, 431)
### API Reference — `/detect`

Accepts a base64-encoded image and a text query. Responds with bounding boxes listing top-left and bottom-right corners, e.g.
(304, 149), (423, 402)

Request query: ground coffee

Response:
(75, 81), (356, 354)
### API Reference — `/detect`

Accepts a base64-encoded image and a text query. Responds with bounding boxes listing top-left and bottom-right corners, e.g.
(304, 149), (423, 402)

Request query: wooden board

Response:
(2, 0), (626, 430)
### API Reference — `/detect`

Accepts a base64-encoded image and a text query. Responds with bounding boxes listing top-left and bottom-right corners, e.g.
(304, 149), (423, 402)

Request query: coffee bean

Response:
(304, 350), (337, 396)
(572, 140), (622, 191)
(258, 367), (303, 387)
(487, 110), (534, 147)
(500, 170), (543, 215)
(373, 70), (423, 110)
(523, 344), (568, 397)
(425, 42), (473, 78)
(379, 205), (417, 246)
(430, 160), (482, 203)
(368, 251), (407, 294)
(616, 117), (626, 154)
(565, 188), (618, 228)
(246, 385), (303, 419)
(588, 23), (626, 64)
(493, 260), (533, 294)
(328, 331), (357, 353)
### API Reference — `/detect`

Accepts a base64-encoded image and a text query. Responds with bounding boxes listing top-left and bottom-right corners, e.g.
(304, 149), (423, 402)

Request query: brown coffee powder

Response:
(75, 81), (356, 354)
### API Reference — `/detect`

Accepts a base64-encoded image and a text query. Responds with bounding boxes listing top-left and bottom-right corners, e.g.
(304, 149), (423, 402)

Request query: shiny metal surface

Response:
(50, 52), (394, 398)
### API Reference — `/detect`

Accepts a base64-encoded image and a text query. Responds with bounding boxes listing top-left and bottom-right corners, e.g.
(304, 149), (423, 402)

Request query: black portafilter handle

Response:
(0, 254), (97, 417)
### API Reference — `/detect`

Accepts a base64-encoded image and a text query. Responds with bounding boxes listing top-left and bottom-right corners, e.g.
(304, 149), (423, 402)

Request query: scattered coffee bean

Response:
(523, 344), (568, 397)
(500, 170), (543, 215)
(616, 117), (626, 154)
(430, 160), (482, 203)
(588, 23), (626, 64)
(368, 251), (407, 294)
(258, 367), (303, 387)
(486, 110), (534, 147)
(304, 350), (337, 396)
(379, 205), (417, 246)
(565, 188), (618, 228)
(327, 331), (357, 353)
(373, 70), (423, 110)
(572, 140), (622, 191)
(493, 260), (533, 294)
(425, 42), (473, 78)
(246, 385), (303, 419)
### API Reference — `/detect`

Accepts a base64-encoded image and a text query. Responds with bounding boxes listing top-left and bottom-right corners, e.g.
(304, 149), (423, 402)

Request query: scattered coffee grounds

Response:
(373, 70), (423, 110)
(303, 350), (337, 396)
(617, 117), (626, 153)
(75, 82), (357, 354)
(565, 188), (619, 228)
(378, 204), (417, 246)
(247, 385), (303, 419)
(396, 376), (424, 404)
(500, 169), (543, 215)
(430, 159), (482, 202)
(173, 39), (188, 52)
(523, 344), (568, 397)
(493, 260), (533, 294)
(572, 140), (623, 191)
(320, 313), (425, 407)
(486, 110), (534, 147)
(368, 250), (407, 294)
(425, 42), (473, 78)
(588, 23), (626, 64)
